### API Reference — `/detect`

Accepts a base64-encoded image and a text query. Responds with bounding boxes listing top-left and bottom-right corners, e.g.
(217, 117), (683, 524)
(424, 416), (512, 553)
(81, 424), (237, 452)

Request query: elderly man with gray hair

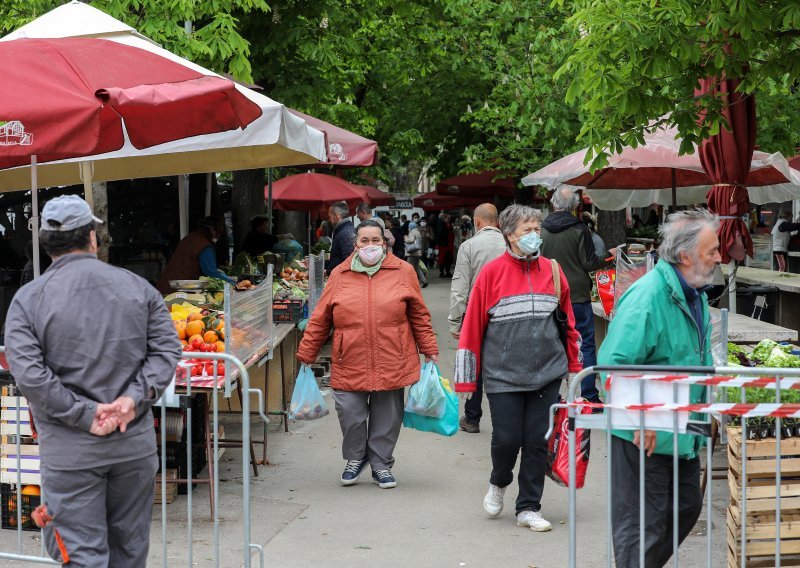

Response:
(598, 209), (722, 567)
(541, 186), (615, 405)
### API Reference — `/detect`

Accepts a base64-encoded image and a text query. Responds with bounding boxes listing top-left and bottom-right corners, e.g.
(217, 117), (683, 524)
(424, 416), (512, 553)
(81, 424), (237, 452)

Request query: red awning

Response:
(435, 171), (516, 198)
(288, 109), (378, 167)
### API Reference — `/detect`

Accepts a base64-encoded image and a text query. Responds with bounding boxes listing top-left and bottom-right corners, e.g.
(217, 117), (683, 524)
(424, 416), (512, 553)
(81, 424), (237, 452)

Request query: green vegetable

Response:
(751, 339), (787, 362)
(764, 347), (800, 368)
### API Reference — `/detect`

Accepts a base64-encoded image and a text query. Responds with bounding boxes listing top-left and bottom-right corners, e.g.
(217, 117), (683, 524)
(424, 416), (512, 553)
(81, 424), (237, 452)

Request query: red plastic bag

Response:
(547, 401), (591, 488)
(595, 269), (615, 317)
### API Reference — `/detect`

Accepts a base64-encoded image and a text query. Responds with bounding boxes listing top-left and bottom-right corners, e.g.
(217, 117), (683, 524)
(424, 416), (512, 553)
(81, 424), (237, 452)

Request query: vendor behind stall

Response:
(241, 215), (277, 257)
(156, 217), (234, 294)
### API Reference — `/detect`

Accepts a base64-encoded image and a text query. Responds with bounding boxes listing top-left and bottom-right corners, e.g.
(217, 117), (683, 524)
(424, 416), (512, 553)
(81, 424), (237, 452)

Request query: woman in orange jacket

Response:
(297, 220), (439, 489)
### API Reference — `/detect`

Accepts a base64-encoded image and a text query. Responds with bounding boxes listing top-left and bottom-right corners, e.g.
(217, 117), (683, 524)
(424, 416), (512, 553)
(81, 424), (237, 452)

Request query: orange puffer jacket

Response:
(297, 252), (438, 392)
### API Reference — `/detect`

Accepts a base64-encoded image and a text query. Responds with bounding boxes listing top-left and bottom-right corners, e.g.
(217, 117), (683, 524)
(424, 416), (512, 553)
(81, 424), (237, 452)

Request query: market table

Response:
(591, 302), (797, 346)
(720, 265), (800, 333)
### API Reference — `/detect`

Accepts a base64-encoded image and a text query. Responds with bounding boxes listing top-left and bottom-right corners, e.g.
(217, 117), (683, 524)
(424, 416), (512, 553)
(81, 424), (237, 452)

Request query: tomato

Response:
(217, 362), (225, 375)
(191, 338), (204, 349)
(191, 365), (202, 377)
(204, 362), (214, 375)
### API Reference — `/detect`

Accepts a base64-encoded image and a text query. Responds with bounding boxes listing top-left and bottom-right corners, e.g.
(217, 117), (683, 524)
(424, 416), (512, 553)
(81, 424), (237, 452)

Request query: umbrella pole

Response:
(671, 168), (677, 210)
(81, 161), (94, 209)
(178, 174), (189, 238)
(205, 173), (212, 216)
(728, 260), (737, 313)
(308, 211), (312, 255)
(268, 168), (274, 233)
(31, 155), (40, 279)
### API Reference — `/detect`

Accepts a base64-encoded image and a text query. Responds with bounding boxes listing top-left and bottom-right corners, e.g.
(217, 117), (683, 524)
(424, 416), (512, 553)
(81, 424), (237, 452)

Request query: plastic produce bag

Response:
(405, 362), (446, 418)
(402, 376), (458, 436)
(547, 401), (591, 488)
(288, 365), (329, 421)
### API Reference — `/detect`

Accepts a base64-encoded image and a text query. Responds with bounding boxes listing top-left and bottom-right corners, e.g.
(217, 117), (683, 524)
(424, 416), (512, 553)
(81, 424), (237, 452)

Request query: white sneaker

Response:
(483, 484), (505, 517)
(517, 510), (552, 532)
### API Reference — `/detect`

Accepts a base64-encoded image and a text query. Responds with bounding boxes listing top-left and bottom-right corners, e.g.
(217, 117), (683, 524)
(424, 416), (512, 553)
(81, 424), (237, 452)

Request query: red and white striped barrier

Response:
(604, 373), (800, 391)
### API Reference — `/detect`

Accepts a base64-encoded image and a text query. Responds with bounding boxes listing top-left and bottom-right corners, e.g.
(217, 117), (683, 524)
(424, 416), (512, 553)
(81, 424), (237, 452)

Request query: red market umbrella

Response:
(435, 171), (516, 198)
(790, 155), (800, 170)
(352, 184), (394, 207)
(287, 109), (379, 167)
(413, 193), (487, 211)
(522, 124), (795, 210)
(0, 37), (261, 171)
(695, 76), (756, 264)
(269, 172), (364, 215)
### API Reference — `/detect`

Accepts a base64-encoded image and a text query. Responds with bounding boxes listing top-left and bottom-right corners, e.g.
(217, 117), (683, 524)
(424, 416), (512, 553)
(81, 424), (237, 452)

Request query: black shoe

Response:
(422, 282), (429, 288)
(372, 468), (397, 489)
(341, 458), (368, 485)
(459, 416), (480, 433)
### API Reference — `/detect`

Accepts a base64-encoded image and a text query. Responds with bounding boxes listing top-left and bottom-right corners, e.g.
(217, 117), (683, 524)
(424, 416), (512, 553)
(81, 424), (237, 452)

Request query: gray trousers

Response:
(41, 453), (159, 567)
(610, 436), (702, 568)
(407, 255), (427, 285)
(332, 388), (404, 469)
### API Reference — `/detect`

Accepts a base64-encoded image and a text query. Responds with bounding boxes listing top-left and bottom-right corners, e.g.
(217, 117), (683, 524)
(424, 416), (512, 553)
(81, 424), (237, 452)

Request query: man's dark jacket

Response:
(541, 211), (605, 304)
(327, 219), (356, 273)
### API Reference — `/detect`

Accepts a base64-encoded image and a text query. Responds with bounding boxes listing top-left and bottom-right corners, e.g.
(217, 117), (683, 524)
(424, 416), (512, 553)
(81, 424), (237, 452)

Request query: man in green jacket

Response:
(597, 209), (721, 568)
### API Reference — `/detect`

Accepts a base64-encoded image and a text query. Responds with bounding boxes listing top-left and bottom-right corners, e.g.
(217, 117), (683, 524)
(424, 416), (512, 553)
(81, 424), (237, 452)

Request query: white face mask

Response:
(212, 238), (218, 243)
(358, 245), (384, 266)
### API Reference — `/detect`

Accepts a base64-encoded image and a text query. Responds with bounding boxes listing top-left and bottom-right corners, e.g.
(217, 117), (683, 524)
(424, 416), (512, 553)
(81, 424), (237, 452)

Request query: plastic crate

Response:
(1, 483), (40, 531)
(272, 301), (304, 323)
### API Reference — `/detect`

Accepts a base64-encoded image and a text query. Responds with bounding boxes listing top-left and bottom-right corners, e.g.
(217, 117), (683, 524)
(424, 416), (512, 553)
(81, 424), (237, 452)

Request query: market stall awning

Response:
(269, 172), (365, 215)
(0, 1), (327, 192)
(413, 192), (487, 211)
(287, 109), (379, 168)
(351, 184), (394, 206)
(435, 171), (516, 198)
(522, 124), (800, 211)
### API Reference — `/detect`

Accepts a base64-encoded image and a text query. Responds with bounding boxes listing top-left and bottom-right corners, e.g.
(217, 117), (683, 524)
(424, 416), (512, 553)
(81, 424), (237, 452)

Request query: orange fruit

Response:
(187, 313), (204, 322)
(188, 334), (204, 345)
(21, 485), (40, 497)
(203, 330), (218, 343)
(180, 340), (188, 347)
(185, 320), (205, 337)
(219, 327), (225, 339)
(215, 341), (225, 353)
(174, 321), (187, 339)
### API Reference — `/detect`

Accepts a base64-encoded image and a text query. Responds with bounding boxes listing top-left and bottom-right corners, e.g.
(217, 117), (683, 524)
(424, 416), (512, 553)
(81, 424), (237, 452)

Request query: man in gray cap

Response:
(5, 195), (181, 566)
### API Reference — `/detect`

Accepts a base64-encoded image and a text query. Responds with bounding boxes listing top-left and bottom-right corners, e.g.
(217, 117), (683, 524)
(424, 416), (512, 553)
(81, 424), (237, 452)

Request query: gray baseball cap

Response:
(40, 195), (103, 232)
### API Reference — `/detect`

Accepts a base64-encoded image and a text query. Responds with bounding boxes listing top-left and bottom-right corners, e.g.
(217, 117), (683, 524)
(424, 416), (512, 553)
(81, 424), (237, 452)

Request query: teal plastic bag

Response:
(289, 365), (329, 420)
(405, 362), (446, 418)
(403, 376), (458, 436)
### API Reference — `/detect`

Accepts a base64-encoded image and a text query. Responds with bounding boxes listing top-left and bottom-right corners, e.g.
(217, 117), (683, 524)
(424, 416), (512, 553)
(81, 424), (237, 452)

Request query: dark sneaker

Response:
(459, 416), (480, 433)
(340, 458), (368, 486)
(372, 469), (397, 489)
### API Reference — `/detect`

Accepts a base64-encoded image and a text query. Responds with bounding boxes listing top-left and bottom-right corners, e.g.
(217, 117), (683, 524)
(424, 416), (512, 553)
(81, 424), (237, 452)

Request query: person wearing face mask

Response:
(598, 209), (721, 567)
(296, 220), (439, 490)
(156, 216), (234, 294)
(454, 205), (582, 532)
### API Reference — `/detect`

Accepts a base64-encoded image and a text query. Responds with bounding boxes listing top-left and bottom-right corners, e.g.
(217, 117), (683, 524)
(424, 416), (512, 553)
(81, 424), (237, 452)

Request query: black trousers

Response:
(486, 380), (560, 514)
(610, 436), (703, 568)
(463, 375), (483, 424)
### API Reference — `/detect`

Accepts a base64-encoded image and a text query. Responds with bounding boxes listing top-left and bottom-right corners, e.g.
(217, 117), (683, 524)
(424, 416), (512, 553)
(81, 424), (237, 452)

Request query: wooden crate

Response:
(727, 427), (800, 567)
(154, 469), (178, 504)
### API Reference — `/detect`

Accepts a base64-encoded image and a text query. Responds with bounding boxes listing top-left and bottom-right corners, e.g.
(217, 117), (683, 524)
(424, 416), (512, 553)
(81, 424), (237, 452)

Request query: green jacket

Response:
(597, 260), (711, 459)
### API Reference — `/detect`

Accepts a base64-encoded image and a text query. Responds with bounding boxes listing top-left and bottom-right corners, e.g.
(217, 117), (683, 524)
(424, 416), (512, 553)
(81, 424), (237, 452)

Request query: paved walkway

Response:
(0, 275), (729, 567)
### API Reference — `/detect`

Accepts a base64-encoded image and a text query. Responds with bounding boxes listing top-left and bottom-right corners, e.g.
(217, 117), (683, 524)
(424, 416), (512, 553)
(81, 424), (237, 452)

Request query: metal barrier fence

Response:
(548, 364), (800, 568)
(0, 347), (268, 567)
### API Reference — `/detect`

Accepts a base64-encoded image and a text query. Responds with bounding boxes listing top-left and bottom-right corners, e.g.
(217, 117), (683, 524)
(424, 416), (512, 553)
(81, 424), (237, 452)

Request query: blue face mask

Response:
(517, 231), (542, 256)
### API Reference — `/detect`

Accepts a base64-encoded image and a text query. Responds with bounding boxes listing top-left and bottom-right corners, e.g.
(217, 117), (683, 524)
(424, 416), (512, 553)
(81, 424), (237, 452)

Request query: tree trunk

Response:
(231, 168), (266, 255)
(597, 209), (626, 252)
(93, 181), (110, 262)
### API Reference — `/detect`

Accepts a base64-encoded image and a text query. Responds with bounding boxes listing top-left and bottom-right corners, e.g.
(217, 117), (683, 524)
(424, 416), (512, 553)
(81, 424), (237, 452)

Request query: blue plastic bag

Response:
(402, 376), (458, 436)
(404, 362), (446, 418)
(289, 365), (329, 420)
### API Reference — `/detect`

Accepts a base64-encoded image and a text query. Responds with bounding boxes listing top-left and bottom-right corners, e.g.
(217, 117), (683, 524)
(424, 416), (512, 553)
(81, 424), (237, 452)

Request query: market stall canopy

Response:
(435, 171), (516, 198)
(269, 172), (365, 215)
(522, 125), (800, 211)
(0, 1), (326, 192)
(413, 192), (487, 211)
(351, 184), (394, 206)
(288, 109), (379, 167)
(791, 155), (800, 171)
(0, 37), (261, 168)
